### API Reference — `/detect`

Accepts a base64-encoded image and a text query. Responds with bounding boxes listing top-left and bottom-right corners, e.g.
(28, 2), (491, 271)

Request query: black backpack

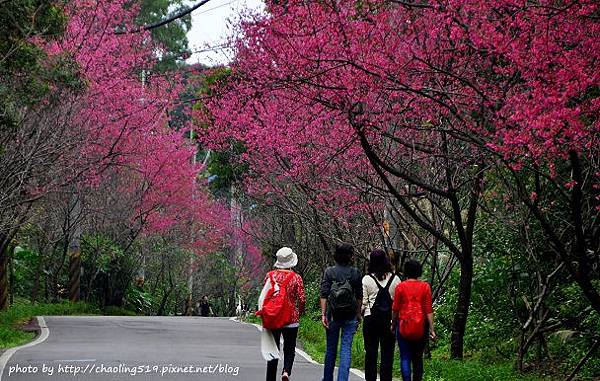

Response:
(369, 274), (394, 320)
(328, 278), (358, 322)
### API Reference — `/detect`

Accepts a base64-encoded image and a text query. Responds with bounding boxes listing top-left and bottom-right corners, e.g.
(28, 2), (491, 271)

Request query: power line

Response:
(143, 0), (213, 31)
(195, 0), (242, 16)
(190, 45), (232, 54)
(117, 0), (214, 34)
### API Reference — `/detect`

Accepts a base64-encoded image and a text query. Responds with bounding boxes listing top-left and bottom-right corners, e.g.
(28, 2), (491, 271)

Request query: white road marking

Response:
(229, 317), (366, 379)
(0, 316), (49, 381)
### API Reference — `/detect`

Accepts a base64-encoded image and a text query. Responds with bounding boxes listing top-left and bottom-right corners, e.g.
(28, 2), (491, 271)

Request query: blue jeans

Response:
(396, 329), (426, 381)
(322, 319), (358, 381)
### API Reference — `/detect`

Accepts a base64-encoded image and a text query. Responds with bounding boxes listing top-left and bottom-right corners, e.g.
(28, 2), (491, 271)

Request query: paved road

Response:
(1, 316), (364, 381)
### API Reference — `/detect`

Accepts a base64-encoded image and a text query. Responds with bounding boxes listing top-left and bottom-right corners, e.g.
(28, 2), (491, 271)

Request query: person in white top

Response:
(361, 250), (401, 381)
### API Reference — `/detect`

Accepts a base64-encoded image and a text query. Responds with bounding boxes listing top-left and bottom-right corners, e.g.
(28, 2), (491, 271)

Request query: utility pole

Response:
(68, 193), (82, 302)
(230, 184), (244, 315)
(185, 126), (196, 316)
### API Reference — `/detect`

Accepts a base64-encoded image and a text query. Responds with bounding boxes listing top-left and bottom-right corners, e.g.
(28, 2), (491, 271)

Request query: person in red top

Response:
(259, 247), (306, 381)
(391, 259), (436, 381)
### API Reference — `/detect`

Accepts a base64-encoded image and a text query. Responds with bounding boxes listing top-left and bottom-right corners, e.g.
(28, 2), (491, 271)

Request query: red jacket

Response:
(392, 280), (433, 317)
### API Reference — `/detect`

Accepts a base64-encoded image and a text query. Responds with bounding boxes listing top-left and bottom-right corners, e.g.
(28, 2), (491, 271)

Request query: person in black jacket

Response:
(198, 295), (213, 317)
(320, 243), (362, 381)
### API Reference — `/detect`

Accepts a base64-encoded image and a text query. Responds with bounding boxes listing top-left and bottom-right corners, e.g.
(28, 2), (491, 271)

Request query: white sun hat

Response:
(274, 247), (298, 269)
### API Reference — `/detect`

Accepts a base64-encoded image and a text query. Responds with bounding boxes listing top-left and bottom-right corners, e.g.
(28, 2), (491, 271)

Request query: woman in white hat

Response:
(258, 247), (305, 381)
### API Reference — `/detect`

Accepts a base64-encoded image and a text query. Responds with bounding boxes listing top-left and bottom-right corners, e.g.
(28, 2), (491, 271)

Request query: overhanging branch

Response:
(117, 0), (213, 34)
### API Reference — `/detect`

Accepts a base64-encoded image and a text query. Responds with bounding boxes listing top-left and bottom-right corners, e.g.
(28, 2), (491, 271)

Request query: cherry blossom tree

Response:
(1, 0), (259, 309)
(201, 0), (599, 358)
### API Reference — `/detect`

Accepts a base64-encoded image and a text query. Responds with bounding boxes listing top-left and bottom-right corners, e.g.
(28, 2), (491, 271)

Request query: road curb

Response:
(229, 317), (366, 380)
(0, 316), (49, 381)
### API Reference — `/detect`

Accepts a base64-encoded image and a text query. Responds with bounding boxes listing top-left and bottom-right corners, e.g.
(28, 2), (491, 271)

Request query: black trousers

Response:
(363, 315), (395, 381)
(266, 326), (298, 381)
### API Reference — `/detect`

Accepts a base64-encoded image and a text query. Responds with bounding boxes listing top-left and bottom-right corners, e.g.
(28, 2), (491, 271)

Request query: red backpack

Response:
(256, 271), (295, 330)
(398, 284), (426, 341)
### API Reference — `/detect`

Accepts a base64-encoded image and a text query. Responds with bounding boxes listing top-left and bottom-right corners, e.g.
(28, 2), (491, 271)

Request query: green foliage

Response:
(303, 280), (322, 320)
(82, 234), (124, 273)
(102, 306), (138, 316)
(194, 251), (241, 316)
(11, 246), (40, 298)
(137, 0), (192, 71)
(124, 286), (153, 314)
(205, 147), (249, 192)
(194, 67), (232, 100)
(0, 1), (66, 48)
(81, 234), (135, 307)
(546, 281), (600, 378)
(0, 0), (82, 130)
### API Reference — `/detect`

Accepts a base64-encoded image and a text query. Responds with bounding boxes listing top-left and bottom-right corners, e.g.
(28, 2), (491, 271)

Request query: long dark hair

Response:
(368, 249), (392, 281)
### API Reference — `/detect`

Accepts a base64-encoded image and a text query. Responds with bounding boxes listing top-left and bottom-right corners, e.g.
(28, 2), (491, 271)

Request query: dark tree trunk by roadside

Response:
(0, 238), (9, 311)
(9, 252), (14, 305)
(68, 251), (81, 302)
(31, 252), (44, 303)
(450, 256), (473, 359)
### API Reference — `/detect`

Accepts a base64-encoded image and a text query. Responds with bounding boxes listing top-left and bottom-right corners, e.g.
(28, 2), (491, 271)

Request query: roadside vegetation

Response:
(0, 298), (136, 349)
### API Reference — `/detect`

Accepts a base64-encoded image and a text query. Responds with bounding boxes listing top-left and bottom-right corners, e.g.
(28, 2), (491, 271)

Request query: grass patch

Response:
(297, 316), (366, 369)
(294, 316), (551, 381)
(0, 299), (137, 349)
(244, 314), (261, 325)
(102, 306), (138, 316)
(424, 358), (546, 381)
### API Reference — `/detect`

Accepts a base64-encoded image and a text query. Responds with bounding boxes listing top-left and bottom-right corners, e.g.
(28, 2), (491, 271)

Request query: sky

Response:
(185, 0), (265, 66)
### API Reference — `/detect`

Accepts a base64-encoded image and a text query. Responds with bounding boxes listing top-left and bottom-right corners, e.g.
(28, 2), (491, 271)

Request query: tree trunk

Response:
(68, 253), (81, 302)
(450, 255), (473, 359)
(157, 287), (173, 316)
(157, 272), (175, 316)
(568, 151), (600, 314)
(0, 240), (9, 311)
(52, 238), (70, 301)
(9, 252), (14, 305)
(31, 253), (43, 302)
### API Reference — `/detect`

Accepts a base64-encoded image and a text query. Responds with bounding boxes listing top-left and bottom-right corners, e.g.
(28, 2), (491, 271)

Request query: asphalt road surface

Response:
(1, 316), (365, 381)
